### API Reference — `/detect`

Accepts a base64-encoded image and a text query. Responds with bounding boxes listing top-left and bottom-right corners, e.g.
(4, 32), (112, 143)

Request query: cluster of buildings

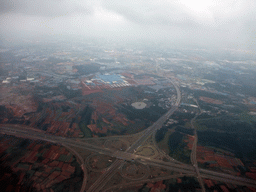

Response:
(81, 73), (131, 95)
(81, 73), (155, 95)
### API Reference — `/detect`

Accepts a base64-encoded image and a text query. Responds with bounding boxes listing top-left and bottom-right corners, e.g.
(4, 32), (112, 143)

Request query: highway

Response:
(87, 159), (125, 192)
(1, 79), (182, 192)
(87, 79), (181, 192)
(190, 114), (205, 192)
(127, 78), (181, 153)
(1, 80), (256, 191)
(104, 173), (196, 192)
(138, 158), (256, 187)
(190, 98), (206, 192)
(0, 126), (115, 157)
(62, 144), (87, 192)
(1, 126), (256, 189)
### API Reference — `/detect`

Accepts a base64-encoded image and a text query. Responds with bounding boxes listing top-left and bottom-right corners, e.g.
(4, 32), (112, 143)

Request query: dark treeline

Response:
(78, 105), (93, 138)
(155, 126), (168, 142)
(167, 176), (200, 192)
(197, 116), (254, 133)
(168, 132), (183, 151)
(58, 83), (82, 99)
(198, 131), (256, 160)
(74, 64), (101, 75)
(175, 126), (194, 135)
(119, 104), (167, 123)
(0, 105), (13, 123)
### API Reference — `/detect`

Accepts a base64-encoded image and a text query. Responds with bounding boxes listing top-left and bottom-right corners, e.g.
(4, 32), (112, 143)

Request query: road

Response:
(139, 158), (256, 188)
(62, 144), (87, 192)
(104, 173), (196, 192)
(87, 159), (125, 192)
(190, 98), (206, 192)
(1, 80), (256, 190)
(1, 126), (256, 189)
(127, 78), (181, 153)
(190, 114), (205, 192)
(87, 79), (181, 192)
(0, 126), (115, 157)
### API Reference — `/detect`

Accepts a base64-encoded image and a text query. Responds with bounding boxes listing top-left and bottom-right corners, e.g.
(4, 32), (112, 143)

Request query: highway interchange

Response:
(86, 78), (181, 192)
(1, 79), (256, 191)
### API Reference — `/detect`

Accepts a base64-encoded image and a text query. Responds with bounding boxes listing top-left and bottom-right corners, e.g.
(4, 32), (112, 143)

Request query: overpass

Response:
(1, 79), (256, 191)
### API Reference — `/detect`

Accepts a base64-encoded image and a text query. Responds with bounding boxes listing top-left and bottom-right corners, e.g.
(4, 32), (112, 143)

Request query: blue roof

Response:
(97, 74), (124, 84)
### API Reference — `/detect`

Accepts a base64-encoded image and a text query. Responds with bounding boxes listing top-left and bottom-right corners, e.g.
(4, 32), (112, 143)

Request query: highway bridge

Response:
(1, 122), (256, 190)
(86, 78), (182, 192)
(1, 79), (256, 191)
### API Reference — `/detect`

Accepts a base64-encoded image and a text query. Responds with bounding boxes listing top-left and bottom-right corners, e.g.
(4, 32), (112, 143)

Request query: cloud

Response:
(0, 0), (92, 17)
(0, 0), (255, 50)
(100, 0), (200, 27)
(97, 0), (256, 48)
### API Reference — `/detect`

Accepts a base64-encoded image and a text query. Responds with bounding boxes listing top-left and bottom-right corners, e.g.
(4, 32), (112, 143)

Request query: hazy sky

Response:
(1, 0), (255, 49)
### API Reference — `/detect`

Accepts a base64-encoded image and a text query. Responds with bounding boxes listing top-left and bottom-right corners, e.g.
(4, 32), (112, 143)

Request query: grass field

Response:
(157, 129), (174, 154)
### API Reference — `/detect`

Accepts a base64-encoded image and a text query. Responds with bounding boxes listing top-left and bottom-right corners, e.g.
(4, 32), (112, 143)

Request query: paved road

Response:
(87, 159), (125, 192)
(1, 126), (256, 189)
(87, 79), (181, 192)
(127, 79), (181, 153)
(62, 144), (87, 192)
(190, 98), (206, 192)
(1, 80), (256, 190)
(139, 158), (256, 188)
(104, 173), (196, 192)
(0, 126), (115, 156)
(190, 113), (205, 192)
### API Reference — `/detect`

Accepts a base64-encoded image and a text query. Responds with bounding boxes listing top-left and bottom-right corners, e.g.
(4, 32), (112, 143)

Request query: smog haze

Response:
(1, 0), (256, 50)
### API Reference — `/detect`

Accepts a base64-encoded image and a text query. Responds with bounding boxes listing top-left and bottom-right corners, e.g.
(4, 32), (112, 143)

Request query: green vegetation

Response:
(198, 131), (256, 160)
(74, 64), (101, 75)
(168, 132), (191, 164)
(172, 111), (195, 126)
(78, 105), (93, 138)
(58, 83), (82, 99)
(78, 122), (92, 138)
(184, 122), (192, 128)
(194, 122), (209, 131)
(175, 126), (194, 135)
(196, 115), (253, 132)
(155, 126), (168, 142)
(156, 127), (191, 164)
(195, 114), (256, 159)
(125, 120), (146, 134)
(168, 176), (200, 191)
(239, 112), (256, 126)
(156, 129), (174, 154)
(96, 118), (109, 129)
(119, 104), (167, 122)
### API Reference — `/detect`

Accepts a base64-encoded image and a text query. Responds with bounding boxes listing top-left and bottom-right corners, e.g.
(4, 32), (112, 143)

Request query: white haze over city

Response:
(0, 0), (255, 50)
